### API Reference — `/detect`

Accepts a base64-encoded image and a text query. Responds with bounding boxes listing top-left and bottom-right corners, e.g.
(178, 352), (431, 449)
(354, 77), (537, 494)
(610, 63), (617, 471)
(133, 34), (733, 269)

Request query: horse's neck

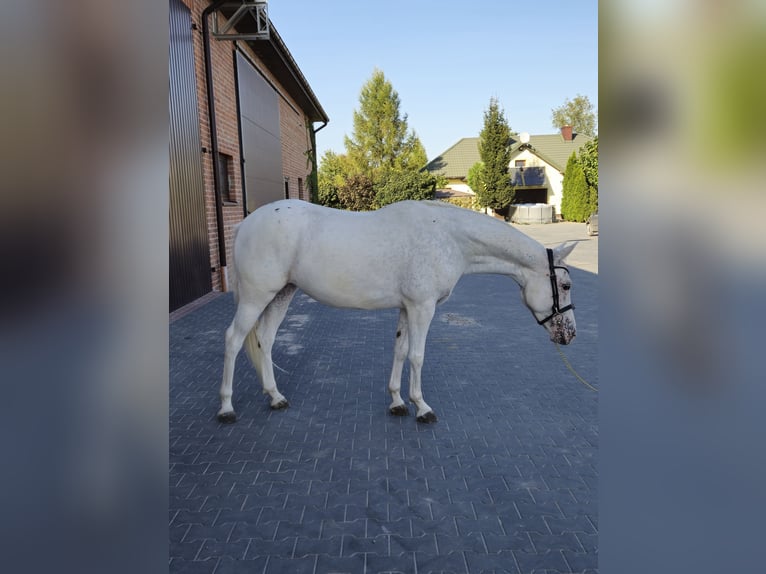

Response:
(451, 210), (545, 284)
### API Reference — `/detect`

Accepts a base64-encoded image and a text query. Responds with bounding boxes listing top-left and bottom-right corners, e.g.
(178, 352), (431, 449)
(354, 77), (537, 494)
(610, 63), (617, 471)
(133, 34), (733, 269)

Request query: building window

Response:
(217, 152), (234, 202)
(284, 178), (290, 199)
(515, 160), (526, 168)
(298, 178), (304, 200)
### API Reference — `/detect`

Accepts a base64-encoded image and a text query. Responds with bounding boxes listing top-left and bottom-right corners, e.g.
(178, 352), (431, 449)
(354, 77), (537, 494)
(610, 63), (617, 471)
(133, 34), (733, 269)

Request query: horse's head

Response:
(521, 242), (577, 345)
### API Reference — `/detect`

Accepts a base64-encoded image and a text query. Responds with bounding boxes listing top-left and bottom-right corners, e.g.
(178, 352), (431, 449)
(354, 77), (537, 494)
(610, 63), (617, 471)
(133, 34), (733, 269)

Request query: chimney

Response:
(561, 125), (573, 141)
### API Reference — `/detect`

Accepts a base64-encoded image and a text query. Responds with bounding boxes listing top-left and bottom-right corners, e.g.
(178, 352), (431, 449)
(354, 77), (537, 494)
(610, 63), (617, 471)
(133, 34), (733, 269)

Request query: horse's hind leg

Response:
(218, 300), (267, 423)
(243, 284), (297, 409)
(388, 309), (410, 416)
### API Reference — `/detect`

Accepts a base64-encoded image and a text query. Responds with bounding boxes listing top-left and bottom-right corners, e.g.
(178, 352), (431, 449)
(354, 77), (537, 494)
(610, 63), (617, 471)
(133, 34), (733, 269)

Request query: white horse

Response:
(218, 199), (577, 423)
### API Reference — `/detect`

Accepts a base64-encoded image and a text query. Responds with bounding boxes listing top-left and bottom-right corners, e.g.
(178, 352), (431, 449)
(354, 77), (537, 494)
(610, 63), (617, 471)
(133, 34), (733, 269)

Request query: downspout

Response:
(202, 1), (229, 290)
(309, 121), (327, 203)
(232, 48), (248, 219)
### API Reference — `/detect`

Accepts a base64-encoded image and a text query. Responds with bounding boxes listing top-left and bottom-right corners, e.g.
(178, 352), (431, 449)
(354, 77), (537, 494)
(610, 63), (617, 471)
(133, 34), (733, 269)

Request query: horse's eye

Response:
(562, 284), (571, 291)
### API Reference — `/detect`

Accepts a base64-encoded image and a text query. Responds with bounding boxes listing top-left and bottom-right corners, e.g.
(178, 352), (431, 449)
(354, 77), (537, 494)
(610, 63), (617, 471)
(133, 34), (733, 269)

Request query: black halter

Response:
(536, 248), (575, 326)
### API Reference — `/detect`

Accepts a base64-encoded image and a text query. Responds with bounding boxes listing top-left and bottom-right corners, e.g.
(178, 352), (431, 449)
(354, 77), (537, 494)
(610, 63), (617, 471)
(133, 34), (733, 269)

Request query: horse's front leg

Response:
(405, 302), (437, 423)
(388, 309), (409, 416)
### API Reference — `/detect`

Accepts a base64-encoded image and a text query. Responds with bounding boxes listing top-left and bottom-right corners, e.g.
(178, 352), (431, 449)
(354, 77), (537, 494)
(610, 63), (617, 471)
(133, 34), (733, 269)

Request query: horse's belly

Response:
(293, 270), (402, 310)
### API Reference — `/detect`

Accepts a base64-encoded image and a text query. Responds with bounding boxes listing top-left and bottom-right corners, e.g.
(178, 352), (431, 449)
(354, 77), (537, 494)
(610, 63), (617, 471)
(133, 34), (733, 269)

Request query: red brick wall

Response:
(280, 98), (313, 202)
(182, 0), (316, 292)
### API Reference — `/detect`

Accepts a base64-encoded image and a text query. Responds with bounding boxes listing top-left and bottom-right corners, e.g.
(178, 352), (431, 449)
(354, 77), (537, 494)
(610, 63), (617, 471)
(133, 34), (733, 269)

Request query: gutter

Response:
(202, 0), (229, 289)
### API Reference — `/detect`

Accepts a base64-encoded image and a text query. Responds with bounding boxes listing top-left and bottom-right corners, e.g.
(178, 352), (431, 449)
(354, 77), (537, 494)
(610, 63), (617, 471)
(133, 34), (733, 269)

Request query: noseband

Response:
(536, 248), (575, 325)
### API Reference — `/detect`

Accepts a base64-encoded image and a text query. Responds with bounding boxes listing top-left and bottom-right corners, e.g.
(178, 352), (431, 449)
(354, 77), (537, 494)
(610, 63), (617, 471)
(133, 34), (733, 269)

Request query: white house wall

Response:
(510, 149), (565, 215)
(446, 183), (474, 194)
(442, 150), (566, 216)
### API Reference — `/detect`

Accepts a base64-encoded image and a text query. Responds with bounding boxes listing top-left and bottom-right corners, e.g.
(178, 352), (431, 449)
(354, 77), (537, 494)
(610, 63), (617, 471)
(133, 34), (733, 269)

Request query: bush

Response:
(337, 173), (376, 211)
(441, 195), (482, 211)
(374, 169), (436, 208)
(317, 150), (352, 208)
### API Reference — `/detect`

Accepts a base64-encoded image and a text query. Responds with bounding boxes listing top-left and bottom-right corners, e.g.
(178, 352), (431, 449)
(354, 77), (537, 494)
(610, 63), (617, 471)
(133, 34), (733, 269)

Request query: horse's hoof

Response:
(217, 411), (237, 424)
(416, 411), (438, 423)
(270, 399), (289, 410)
(389, 404), (409, 416)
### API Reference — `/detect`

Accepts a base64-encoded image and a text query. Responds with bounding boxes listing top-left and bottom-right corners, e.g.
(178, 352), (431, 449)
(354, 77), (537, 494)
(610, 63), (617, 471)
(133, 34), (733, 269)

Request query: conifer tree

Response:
(344, 69), (426, 178)
(560, 153), (577, 221)
(578, 136), (598, 215)
(476, 98), (514, 210)
(318, 69), (431, 210)
(560, 152), (590, 222)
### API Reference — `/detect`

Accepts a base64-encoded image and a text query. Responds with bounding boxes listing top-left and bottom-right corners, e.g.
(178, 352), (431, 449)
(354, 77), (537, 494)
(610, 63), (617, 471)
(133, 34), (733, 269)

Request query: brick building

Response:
(170, 0), (328, 311)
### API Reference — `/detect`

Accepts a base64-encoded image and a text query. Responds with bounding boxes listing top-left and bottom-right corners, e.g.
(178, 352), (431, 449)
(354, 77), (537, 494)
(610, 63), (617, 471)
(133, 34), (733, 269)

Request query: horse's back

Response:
(233, 199), (466, 309)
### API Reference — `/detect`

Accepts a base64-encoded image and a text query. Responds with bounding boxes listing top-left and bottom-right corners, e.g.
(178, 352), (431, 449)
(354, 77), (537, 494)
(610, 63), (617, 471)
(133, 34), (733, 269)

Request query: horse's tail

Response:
(242, 325), (261, 372)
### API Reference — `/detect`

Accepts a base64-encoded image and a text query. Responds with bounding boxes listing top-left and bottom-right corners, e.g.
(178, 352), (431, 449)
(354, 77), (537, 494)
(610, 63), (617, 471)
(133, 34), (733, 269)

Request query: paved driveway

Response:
(512, 221), (598, 274)
(170, 221), (598, 573)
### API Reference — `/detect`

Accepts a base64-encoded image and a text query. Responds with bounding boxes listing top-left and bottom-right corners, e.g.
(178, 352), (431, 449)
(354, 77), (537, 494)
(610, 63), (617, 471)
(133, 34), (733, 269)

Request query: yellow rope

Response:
(555, 343), (598, 392)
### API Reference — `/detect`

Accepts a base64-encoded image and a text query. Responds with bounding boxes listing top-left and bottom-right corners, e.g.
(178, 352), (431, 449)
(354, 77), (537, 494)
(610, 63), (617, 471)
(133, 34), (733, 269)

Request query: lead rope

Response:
(554, 343), (598, 392)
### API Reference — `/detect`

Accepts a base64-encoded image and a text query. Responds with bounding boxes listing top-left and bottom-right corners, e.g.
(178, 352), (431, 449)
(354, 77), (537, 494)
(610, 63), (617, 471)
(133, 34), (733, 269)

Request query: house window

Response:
(298, 178), (304, 200)
(284, 178), (290, 199)
(217, 152), (234, 202)
(515, 160), (526, 168)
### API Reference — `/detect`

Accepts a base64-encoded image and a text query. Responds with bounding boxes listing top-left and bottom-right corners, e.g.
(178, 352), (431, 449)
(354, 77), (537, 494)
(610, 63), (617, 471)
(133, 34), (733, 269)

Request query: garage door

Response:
(236, 51), (283, 213)
(169, 0), (212, 311)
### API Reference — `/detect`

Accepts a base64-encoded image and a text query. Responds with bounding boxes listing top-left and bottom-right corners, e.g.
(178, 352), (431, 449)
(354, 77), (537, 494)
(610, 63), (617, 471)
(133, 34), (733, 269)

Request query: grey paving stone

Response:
(228, 520), (278, 542)
(196, 539), (250, 561)
(319, 518), (367, 539)
(263, 555), (316, 574)
(315, 553), (364, 574)
(365, 551), (416, 574)
(243, 537), (296, 559)
(171, 268), (598, 572)
(341, 534), (387, 557)
(512, 549), (571, 573)
(414, 551), (468, 574)
(168, 557), (218, 573)
(463, 550), (522, 574)
(482, 533), (535, 554)
(214, 556), (268, 574)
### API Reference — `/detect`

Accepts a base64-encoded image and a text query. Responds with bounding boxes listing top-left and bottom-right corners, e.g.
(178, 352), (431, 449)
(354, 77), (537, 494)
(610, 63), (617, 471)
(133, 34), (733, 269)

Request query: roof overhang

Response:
(510, 144), (564, 173)
(217, 3), (329, 124)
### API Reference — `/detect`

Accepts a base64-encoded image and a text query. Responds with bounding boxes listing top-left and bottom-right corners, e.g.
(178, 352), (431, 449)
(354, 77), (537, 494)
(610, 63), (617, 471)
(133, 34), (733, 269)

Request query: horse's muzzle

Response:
(550, 317), (576, 345)
(553, 330), (576, 345)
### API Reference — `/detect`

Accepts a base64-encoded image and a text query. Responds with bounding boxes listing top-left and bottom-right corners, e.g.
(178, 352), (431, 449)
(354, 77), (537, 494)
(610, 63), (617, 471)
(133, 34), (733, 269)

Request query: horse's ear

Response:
(553, 241), (577, 263)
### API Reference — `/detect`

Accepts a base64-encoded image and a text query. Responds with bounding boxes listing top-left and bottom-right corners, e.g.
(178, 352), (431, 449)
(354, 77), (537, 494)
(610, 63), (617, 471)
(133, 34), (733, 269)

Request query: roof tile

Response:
(426, 132), (594, 178)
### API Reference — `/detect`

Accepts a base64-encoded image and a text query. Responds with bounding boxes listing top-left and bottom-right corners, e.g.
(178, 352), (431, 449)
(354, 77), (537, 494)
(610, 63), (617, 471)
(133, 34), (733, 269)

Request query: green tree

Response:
(560, 153), (576, 220)
(318, 69), (433, 211)
(477, 98), (514, 210)
(578, 136), (598, 215)
(317, 150), (353, 208)
(551, 94), (597, 137)
(466, 161), (485, 197)
(344, 69), (427, 178)
(560, 152), (590, 222)
(374, 169), (436, 208)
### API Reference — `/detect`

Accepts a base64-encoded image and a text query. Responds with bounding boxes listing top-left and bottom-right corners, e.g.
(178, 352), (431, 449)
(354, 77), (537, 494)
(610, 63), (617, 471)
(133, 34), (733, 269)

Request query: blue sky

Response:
(269, 0), (598, 162)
